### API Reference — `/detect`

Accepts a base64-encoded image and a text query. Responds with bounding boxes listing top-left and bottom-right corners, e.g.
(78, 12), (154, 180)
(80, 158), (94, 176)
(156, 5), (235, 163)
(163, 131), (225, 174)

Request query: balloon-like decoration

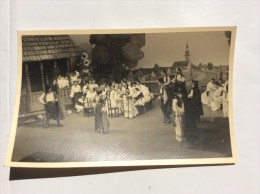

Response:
(83, 59), (91, 67)
(80, 52), (93, 83)
(81, 52), (88, 60)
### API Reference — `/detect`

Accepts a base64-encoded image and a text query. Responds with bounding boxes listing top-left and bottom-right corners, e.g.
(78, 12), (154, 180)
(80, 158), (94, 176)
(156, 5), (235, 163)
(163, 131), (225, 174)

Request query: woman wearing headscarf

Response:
(172, 93), (185, 143)
(93, 87), (110, 134)
(187, 80), (203, 122)
(39, 85), (64, 128)
(185, 80), (203, 144)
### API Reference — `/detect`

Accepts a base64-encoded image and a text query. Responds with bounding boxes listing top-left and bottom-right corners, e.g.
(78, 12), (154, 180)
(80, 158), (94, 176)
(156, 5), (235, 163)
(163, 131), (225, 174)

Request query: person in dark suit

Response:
(158, 77), (171, 124)
(185, 80), (203, 145)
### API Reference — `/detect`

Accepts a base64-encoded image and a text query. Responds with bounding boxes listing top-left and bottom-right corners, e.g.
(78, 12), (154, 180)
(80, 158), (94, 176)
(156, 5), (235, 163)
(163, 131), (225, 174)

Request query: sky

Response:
(70, 31), (230, 68)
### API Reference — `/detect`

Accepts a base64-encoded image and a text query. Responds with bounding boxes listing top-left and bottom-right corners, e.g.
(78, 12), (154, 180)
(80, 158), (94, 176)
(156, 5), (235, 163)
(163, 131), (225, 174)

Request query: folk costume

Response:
(94, 88), (110, 134)
(172, 94), (185, 143)
(39, 86), (64, 128)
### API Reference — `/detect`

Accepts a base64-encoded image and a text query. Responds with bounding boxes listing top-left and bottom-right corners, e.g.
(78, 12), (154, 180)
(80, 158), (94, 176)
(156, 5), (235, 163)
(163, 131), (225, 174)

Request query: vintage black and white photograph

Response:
(5, 27), (236, 167)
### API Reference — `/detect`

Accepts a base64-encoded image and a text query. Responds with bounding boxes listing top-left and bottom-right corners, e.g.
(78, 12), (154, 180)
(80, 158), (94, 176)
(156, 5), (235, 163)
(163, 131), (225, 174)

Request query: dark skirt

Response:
(95, 104), (110, 133)
(45, 101), (64, 120)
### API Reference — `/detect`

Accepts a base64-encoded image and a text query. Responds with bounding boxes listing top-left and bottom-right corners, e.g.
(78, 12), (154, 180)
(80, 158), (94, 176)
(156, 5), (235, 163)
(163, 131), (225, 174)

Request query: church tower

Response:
(184, 41), (191, 61)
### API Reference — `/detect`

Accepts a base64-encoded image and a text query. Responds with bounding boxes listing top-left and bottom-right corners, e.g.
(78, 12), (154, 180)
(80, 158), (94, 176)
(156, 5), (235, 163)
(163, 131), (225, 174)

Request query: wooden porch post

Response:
(46, 74), (49, 85)
(219, 64), (222, 80)
(40, 62), (45, 92)
(53, 60), (58, 80)
(66, 58), (71, 73)
(25, 63), (32, 112)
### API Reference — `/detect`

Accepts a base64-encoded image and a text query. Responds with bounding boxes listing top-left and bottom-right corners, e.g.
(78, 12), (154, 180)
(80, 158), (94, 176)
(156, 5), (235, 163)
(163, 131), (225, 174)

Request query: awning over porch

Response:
(22, 35), (81, 62)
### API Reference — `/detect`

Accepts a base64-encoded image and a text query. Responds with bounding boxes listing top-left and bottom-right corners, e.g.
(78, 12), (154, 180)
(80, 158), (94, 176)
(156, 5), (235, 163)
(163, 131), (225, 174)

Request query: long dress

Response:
(210, 86), (223, 111)
(109, 89), (118, 108)
(123, 87), (138, 118)
(39, 92), (65, 121)
(185, 87), (203, 142)
(202, 82), (216, 106)
(94, 96), (110, 133)
(172, 99), (185, 142)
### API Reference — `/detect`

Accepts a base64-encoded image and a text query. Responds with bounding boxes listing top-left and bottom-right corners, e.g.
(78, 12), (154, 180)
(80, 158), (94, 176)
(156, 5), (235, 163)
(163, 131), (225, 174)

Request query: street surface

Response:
(12, 103), (232, 162)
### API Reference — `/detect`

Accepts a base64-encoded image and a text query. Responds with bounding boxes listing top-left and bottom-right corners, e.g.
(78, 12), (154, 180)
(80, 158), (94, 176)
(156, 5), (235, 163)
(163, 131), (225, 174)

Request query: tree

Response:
(225, 31), (231, 46)
(78, 42), (93, 58)
(191, 63), (197, 69)
(153, 63), (160, 74)
(122, 34), (145, 68)
(89, 34), (145, 81)
(198, 63), (203, 70)
(207, 62), (214, 70)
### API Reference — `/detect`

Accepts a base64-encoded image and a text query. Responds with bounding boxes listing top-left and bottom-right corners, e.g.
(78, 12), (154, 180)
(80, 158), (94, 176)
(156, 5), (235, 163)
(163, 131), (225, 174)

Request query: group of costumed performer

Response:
(158, 68), (204, 145)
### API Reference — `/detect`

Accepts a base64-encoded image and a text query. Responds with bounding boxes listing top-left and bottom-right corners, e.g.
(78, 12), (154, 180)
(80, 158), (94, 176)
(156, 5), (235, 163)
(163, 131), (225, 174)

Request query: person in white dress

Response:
(123, 85), (138, 118)
(132, 87), (145, 107)
(70, 81), (82, 110)
(210, 82), (224, 111)
(70, 71), (79, 85)
(89, 79), (99, 90)
(172, 93), (185, 143)
(201, 79), (216, 105)
(82, 82), (89, 95)
(135, 81), (151, 103)
(53, 74), (65, 89)
(86, 86), (97, 101)
(75, 95), (85, 113)
(62, 76), (70, 88)
(109, 85), (118, 108)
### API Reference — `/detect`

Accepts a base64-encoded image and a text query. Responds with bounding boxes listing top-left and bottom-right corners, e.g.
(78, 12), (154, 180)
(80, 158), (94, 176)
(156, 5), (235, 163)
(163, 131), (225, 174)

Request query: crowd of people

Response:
(201, 75), (229, 117)
(40, 68), (155, 133)
(69, 79), (154, 119)
(39, 66), (229, 145)
(158, 68), (204, 146)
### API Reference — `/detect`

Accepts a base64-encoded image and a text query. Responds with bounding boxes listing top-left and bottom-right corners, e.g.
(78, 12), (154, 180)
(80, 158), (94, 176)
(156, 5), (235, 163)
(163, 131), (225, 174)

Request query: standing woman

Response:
(187, 80), (203, 123)
(93, 88), (110, 134)
(186, 80), (203, 144)
(172, 93), (185, 143)
(39, 85), (64, 128)
(123, 84), (138, 119)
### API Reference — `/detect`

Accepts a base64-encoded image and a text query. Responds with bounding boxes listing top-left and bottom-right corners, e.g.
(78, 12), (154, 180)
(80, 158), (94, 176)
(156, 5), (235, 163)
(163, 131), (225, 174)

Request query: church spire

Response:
(185, 41), (191, 61)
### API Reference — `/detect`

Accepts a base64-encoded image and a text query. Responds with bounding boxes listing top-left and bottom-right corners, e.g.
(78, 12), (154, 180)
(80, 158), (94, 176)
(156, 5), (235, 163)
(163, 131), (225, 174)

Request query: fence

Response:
(58, 87), (72, 106)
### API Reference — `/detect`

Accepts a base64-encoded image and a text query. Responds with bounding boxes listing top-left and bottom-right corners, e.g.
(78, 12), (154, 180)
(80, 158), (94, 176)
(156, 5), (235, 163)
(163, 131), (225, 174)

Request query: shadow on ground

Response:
(191, 117), (232, 156)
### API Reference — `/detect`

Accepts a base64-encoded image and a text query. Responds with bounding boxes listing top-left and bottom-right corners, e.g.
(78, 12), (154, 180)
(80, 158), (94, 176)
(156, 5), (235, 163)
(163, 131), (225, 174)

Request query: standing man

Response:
(158, 77), (171, 124)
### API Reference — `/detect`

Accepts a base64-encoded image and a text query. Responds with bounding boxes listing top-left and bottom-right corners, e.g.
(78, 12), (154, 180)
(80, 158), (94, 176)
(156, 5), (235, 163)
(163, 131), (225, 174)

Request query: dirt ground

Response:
(12, 103), (232, 162)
